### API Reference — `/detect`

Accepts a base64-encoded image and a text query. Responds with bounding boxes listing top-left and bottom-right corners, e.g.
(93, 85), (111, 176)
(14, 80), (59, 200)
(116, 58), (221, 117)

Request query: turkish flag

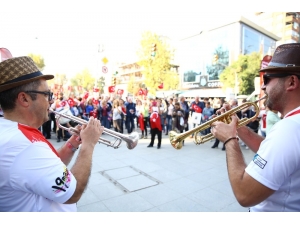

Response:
(92, 98), (99, 106)
(192, 104), (202, 113)
(117, 89), (124, 95)
(142, 89), (148, 96)
(60, 100), (68, 107)
(67, 98), (75, 107)
(158, 83), (164, 89)
(0, 48), (13, 62)
(83, 91), (89, 99)
(67, 86), (72, 91)
(93, 87), (100, 92)
(138, 89), (143, 95)
(149, 112), (162, 131)
(108, 86), (115, 93)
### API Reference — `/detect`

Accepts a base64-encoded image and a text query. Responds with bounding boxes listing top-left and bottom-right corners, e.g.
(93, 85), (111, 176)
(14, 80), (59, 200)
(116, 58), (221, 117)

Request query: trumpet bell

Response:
(169, 95), (267, 150)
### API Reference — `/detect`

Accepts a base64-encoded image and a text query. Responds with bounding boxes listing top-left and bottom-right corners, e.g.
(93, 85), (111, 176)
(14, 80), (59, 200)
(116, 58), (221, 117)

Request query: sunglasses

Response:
(263, 74), (300, 86)
(25, 91), (53, 101)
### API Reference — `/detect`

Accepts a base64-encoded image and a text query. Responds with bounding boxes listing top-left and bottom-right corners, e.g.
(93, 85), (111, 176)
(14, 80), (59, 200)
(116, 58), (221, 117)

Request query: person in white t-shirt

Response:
(0, 56), (103, 212)
(211, 43), (300, 211)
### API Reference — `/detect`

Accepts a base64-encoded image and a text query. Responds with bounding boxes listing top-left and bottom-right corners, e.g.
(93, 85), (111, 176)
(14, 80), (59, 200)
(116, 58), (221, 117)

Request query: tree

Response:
(28, 53), (45, 71)
(137, 31), (179, 96)
(127, 75), (143, 96)
(69, 68), (95, 94)
(219, 52), (261, 95)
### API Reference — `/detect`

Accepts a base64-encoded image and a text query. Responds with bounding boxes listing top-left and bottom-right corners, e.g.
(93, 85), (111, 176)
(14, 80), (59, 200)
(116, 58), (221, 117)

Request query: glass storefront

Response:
(178, 21), (277, 90)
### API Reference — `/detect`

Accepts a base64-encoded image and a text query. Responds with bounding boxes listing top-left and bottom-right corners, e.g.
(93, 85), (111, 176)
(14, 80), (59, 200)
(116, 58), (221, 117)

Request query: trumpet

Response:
(49, 108), (139, 150)
(169, 96), (267, 150)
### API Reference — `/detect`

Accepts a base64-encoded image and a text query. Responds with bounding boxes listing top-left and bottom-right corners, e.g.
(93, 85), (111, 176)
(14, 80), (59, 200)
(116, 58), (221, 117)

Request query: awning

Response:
(180, 88), (226, 98)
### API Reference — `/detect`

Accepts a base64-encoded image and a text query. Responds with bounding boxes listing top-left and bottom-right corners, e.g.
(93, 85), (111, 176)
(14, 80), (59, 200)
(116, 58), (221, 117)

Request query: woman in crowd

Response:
(112, 99), (123, 133)
(98, 100), (112, 129)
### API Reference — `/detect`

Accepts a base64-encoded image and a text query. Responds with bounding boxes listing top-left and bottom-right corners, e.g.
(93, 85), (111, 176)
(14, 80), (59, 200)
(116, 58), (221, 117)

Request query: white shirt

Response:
(0, 118), (77, 212)
(246, 107), (300, 211)
(113, 107), (122, 120)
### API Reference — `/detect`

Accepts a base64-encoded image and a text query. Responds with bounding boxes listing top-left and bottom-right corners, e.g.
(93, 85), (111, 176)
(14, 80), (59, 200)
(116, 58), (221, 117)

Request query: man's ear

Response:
(17, 92), (30, 107)
(287, 75), (299, 91)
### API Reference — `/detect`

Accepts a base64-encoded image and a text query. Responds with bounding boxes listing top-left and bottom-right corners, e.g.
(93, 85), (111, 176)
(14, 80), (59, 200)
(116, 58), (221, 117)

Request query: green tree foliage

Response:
(137, 31), (179, 96)
(69, 68), (95, 93)
(28, 53), (45, 71)
(96, 76), (105, 94)
(219, 52), (261, 95)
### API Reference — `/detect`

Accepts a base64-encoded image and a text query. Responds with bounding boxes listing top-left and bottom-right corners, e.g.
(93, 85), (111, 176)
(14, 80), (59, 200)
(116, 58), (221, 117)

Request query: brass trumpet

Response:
(49, 108), (139, 150)
(169, 96), (267, 150)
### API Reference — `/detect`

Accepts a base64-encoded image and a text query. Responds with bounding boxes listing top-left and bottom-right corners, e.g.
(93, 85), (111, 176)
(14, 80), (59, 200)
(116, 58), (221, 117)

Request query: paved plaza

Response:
(49, 124), (255, 212)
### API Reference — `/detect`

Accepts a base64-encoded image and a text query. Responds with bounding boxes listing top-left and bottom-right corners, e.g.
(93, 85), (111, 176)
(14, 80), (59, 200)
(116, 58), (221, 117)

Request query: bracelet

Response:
(67, 141), (79, 152)
(224, 137), (239, 146)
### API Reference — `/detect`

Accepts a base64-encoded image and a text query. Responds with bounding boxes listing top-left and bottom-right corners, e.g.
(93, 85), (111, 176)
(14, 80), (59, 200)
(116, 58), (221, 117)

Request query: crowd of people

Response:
(1, 43), (299, 212)
(37, 86), (282, 151)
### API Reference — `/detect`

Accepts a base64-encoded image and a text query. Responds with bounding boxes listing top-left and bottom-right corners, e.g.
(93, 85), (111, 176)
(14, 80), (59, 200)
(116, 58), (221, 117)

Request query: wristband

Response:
(67, 141), (79, 152)
(224, 137), (239, 146)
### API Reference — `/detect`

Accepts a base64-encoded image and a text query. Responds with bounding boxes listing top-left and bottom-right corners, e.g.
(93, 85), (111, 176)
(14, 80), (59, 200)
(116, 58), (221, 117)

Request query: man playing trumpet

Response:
(0, 56), (104, 211)
(211, 43), (300, 212)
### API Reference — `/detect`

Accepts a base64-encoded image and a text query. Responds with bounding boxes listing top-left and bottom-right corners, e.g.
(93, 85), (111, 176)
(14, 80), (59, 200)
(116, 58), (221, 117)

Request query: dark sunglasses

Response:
(25, 91), (53, 101)
(263, 74), (300, 86)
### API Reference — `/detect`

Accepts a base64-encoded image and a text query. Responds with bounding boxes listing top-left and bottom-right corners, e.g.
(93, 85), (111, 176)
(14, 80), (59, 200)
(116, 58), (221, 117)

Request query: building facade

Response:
(177, 16), (280, 98)
(254, 12), (300, 44)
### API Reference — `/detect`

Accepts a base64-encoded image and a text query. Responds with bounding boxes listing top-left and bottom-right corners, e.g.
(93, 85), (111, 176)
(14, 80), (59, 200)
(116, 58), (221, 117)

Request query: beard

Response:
(265, 79), (286, 112)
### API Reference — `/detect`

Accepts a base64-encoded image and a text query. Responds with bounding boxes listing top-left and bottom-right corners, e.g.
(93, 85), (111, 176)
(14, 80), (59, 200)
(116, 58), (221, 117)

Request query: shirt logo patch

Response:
(52, 167), (72, 193)
(253, 154), (267, 169)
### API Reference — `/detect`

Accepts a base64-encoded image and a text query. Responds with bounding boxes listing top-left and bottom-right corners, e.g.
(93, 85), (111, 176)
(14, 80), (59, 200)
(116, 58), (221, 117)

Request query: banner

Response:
(191, 112), (202, 125)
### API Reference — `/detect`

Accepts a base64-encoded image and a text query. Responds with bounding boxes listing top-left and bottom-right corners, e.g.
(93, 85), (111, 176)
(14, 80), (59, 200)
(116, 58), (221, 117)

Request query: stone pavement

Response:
(48, 125), (255, 212)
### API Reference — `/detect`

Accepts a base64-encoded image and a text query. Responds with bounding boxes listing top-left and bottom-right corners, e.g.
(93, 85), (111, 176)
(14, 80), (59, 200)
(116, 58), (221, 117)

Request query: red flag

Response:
(192, 104), (202, 113)
(92, 98), (99, 106)
(142, 89), (148, 96)
(158, 83), (164, 89)
(117, 89), (124, 95)
(259, 55), (272, 99)
(108, 86), (115, 93)
(78, 86), (83, 92)
(0, 48), (13, 62)
(67, 98), (75, 107)
(138, 89), (143, 95)
(93, 87), (100, 92)
(149, 112), (162, 131)
(83, 91), (89, 99)
(67, 86), (72, 91)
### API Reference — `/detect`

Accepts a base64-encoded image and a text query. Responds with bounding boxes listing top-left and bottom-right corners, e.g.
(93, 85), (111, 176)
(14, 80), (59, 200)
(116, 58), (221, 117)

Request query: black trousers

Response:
(149, 128), (162, 147)
(42, 120), (51, 138)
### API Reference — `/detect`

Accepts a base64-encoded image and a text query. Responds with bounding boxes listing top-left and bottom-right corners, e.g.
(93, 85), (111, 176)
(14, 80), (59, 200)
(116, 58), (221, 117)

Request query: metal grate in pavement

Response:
(100, 166), (161, 193)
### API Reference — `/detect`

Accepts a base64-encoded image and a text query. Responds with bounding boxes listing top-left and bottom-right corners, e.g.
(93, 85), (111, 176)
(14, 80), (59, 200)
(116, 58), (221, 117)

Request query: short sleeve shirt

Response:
(0, 118), (77, 211)
(245, 108), (300, 212)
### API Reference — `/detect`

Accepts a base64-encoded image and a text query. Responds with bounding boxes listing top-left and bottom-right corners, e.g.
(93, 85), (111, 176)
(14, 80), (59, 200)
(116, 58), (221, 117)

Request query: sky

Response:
(0, 0), (291, 78)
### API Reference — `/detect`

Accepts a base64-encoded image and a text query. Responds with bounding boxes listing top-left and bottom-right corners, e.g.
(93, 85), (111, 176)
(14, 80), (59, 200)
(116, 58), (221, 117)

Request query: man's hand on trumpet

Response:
(210, 115), (239, 144)
(80, 117), (104, 147)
